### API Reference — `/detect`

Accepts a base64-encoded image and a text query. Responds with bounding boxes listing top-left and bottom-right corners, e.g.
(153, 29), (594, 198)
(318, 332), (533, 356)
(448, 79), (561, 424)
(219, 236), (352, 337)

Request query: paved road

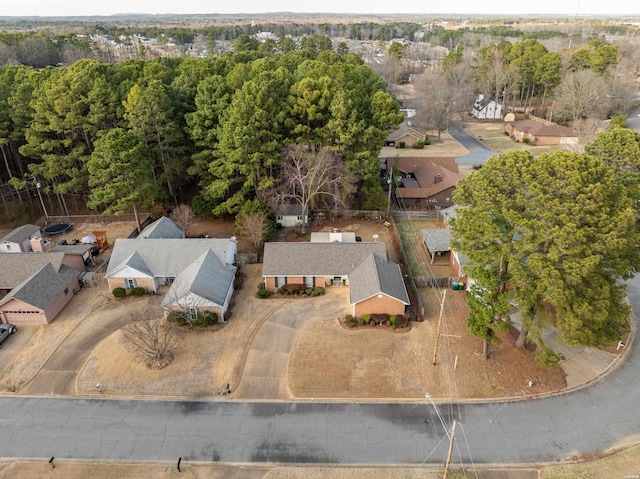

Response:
(448, 123), (496, 165)
(1, 277), (640, 465)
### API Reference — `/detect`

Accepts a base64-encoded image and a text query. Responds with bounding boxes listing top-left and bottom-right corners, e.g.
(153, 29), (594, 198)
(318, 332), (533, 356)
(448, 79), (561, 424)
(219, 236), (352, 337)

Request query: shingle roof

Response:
(0, 252), (67, 289)
(139, 216), (185, 239)
(161, 250), (236, 308)
(275, 204), (304, 217)
(105, 238), (234, 277)
(0, 263), (78, 310)
(510, 119), (577, 138)
(1, 224), (41, 244)
(391, 157), (462, 200)
(349, 253), (410, 305)
(421, 229), (452, 253)
(262, 242), (387, 276)
(50, 244), (93, 255)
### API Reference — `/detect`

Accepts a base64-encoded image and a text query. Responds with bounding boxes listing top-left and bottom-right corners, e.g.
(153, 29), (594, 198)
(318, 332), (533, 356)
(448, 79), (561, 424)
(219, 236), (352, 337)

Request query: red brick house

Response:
(389, 157), (463, 208)
(507, 119), (578, 146)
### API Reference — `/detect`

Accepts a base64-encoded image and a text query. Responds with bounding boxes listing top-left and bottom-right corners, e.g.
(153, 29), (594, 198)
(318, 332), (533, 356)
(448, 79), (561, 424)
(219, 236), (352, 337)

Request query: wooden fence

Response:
(414, 277), (452, 288)
(391, 210), (442, 220)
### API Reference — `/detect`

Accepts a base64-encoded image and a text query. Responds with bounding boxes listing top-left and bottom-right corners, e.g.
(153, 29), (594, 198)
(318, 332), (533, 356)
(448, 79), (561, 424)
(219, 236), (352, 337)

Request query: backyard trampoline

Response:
(42, 222), (72, 235)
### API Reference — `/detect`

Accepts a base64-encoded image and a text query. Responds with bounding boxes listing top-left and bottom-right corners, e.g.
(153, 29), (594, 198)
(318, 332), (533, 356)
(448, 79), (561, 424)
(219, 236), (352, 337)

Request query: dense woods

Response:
(0, 49), (402, 218)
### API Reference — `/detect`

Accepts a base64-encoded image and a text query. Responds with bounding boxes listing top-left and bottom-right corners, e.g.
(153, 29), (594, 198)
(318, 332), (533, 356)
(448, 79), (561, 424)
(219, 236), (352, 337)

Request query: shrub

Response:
(258, 282), (266, 291)
(395, 315), (408, 328)
(257, 289), (270, 299)
(314, 287), (325, 295)
(413, 141), (425, 149)
(522, 137), (531, 144)
(389, 315), (397, 326)
(423, 136), (431, 145)
(130, 287), (147, 297)
(112, 287), (127, 298)
(194, 311), (218, 327)
(167, 311), (188, 326)
(280, 283), (306, 295)
(362, 314), (371, 325)
(305, 288), (313, 295)
(344, 314), (356, 328)
(310, 290), (319, 297)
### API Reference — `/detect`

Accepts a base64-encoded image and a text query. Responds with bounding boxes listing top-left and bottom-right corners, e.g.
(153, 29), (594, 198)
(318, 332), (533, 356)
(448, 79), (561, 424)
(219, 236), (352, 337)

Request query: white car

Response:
(0, 323), (17, 348)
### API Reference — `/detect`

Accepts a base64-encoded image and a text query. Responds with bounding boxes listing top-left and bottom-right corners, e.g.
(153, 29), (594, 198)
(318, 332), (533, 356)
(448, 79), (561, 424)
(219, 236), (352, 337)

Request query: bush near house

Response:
(344, 314), (356, 327)
(257, 288), (270, 298)
(112, 287), (127, 299)
(129, 287), (147, 297)
(193, 311), (218, 327)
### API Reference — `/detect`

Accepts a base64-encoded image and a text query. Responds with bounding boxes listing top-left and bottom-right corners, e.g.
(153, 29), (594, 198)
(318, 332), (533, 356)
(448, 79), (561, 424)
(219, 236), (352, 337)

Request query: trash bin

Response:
(452, 281), (459, 290)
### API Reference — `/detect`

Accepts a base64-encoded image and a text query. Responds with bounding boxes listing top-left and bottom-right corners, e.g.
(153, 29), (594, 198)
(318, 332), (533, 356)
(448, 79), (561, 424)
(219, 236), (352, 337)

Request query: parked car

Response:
(0, 323), (17, 348)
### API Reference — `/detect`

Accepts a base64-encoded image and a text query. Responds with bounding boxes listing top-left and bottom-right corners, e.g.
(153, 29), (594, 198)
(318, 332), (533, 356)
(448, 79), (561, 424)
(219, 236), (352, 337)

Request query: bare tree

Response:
(122, 308), (178, 369)
(554, 69), (608, 123)
(235, 210), (271, 261)
(170, 204), (196, 236)
(273, 144), (348, 233)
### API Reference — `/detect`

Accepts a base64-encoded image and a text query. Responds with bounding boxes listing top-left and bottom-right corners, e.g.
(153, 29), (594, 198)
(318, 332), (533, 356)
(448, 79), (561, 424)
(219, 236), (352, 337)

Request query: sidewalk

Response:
(509, 310), (619, 388)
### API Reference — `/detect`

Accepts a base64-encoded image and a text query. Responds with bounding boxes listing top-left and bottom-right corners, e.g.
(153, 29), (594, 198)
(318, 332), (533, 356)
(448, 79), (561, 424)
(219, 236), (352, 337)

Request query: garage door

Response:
(1, 310), (45, 325)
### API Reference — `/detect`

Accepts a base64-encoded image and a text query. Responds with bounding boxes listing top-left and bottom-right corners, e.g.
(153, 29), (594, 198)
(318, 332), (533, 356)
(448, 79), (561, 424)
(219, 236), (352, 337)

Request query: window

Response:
(6, 244), (10, 250)
(304, 276), (314, 287)
(277, 215), (283, 221)
(445, 197), (451, 203)
(297, 215), (303, 220)
(126, 279), (137, 290)
(275, 276), (287, 287)
(188, 307), (198, 319)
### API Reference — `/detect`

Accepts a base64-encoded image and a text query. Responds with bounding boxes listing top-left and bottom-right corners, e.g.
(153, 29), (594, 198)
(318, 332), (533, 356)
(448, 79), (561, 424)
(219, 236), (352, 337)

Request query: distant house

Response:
(385, 121), (425, 148)
(0, 252), (82, 324)
(105, 238), (237, 321)
(138, 216), (185, 239)
(262, 242), (409, 316)
(472, 94), (503, 120)
(507, 119), (578, 146)
(389, 157), (463, 208)
(275, 204), (308, 228)
(0, 224), (42, 253)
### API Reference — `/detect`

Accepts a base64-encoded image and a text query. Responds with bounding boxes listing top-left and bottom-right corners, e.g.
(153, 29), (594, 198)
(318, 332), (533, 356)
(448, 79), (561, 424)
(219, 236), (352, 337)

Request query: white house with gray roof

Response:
(262, 242), (409, 316)
(0, 224), (42, 253)
(106, 238), (237, 321)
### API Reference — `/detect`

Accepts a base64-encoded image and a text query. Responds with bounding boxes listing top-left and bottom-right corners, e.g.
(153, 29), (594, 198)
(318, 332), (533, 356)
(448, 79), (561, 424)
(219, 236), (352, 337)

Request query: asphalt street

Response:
(448, 123), (497, 165)
(1, 276), (640, 465)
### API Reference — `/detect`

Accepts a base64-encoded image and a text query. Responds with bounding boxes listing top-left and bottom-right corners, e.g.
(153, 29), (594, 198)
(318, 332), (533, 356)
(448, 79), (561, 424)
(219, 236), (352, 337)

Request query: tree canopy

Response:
(452, 150), (638, 365)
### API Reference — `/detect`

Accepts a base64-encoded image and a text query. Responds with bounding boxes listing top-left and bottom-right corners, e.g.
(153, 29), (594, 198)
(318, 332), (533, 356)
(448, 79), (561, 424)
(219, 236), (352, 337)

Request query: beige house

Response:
(262, 242), (409, 317)
(105, 238), (237, 321)
(507, 119), (578, 146)
(0, 253), (82, 324)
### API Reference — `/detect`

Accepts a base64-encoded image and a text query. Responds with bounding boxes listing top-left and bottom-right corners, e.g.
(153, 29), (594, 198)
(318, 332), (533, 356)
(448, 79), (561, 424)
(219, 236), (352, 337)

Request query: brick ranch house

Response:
(105, 237), (237, 322)
(507, 119), (578, 146)
(262, 242), (410, 317)
(389, 157), (463, 208)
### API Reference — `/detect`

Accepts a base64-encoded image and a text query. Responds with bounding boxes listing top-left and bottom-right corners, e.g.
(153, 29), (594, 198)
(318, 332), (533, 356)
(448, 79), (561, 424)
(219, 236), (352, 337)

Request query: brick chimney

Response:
(434, 173), (443, 184)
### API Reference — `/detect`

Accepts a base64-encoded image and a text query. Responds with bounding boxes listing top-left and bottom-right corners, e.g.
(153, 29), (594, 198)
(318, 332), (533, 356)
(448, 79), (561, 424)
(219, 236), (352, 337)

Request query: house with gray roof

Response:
(138, 216), (185, 239)
(274, 204), (308, 228)
(0, 224), (42, 253)
(262, 242), (409, 316)
(105, 238), (238, 321)
(0, 253), (81, 324)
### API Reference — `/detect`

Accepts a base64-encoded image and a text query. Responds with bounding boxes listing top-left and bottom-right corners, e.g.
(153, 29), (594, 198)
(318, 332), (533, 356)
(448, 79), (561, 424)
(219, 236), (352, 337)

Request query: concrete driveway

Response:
(18, 296), (150, 396)
(0, 325), (38, 377)
(233, 287), (350, 399)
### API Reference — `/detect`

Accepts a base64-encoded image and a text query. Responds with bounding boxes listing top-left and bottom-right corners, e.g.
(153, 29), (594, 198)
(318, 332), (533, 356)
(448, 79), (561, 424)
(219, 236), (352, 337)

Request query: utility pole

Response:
(386, 178), (392, 218)
(35, 181), (49, 225)
(432, 289), (446, 366)
(443, 419), (457, 479)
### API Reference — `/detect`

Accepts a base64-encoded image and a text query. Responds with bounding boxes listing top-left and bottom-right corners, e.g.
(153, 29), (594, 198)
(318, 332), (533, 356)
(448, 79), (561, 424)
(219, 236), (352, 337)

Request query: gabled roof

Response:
(387, 122), (424, 142)
(509, 119), (577, 138)
(0, 252), (67, 289)
(275, 204), (305, 217)
(421, 229), (452, 253)
(349, 253), (410, 305)
(391, 157), (462, 200)
(161, 250), (237, 308)
(50, 244), (94, 255)
(105, 238), (234, 278)
(262, 242), (387, 277)
(1, 224), (41, 244)
(0, 263), (78, 310)
(138, 216), (185, 239)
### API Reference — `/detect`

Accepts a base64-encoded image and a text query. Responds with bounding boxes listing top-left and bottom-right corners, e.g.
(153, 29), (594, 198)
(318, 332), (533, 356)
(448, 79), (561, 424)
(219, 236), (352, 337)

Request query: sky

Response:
(1, 1), (638, 18)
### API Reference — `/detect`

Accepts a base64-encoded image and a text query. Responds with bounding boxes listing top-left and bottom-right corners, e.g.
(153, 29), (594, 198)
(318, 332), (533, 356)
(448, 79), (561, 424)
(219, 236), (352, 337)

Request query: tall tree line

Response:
(0, 47), (401, 220)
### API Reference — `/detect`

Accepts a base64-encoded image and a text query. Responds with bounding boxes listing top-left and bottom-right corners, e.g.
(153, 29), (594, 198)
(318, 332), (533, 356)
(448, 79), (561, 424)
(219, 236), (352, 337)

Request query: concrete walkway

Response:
(233, 287), (350, 399)
(509, 310), (619, 388)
